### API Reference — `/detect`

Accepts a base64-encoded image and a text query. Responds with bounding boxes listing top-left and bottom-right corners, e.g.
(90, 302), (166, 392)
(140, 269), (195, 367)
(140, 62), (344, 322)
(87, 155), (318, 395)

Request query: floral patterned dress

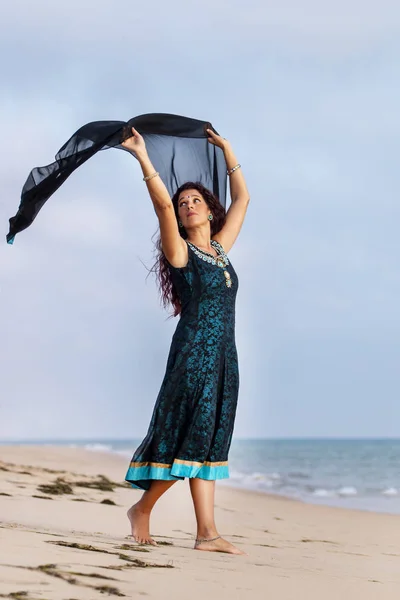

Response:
(125, 239), (239, 490)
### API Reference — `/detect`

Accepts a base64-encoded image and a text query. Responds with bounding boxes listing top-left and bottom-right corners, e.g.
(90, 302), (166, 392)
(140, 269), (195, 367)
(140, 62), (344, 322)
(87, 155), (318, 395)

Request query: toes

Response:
(130, 533), (156, 545)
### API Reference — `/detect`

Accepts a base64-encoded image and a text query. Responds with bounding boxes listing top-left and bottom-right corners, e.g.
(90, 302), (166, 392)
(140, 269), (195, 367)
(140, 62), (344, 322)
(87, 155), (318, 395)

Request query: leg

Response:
(189, 478), (246, 555)
(127, 479), (177, 545)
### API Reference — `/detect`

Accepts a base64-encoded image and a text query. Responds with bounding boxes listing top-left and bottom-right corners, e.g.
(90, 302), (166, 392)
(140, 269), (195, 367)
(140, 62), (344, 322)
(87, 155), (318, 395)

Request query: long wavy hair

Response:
(150, 182), (226, 317)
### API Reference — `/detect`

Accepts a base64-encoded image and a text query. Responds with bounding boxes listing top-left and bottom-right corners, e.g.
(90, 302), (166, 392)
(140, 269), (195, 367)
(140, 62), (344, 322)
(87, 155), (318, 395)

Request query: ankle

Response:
(129, 500), (151, 515)
(196, 526), (219, 539)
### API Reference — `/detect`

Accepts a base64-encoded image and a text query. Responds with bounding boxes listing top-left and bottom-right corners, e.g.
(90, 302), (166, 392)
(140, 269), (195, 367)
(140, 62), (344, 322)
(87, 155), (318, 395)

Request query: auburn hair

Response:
(150, 182), (226, 317)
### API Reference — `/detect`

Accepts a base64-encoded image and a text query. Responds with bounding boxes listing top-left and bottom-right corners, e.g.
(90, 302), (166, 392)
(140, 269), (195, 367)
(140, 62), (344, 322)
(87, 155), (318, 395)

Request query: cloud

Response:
(2, 0), (400, 55)
(1, 0), (399, 439)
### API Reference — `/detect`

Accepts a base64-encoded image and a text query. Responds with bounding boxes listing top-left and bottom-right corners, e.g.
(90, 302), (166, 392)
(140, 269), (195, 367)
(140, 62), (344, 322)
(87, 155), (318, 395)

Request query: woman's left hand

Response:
(206, 128), (229, 151)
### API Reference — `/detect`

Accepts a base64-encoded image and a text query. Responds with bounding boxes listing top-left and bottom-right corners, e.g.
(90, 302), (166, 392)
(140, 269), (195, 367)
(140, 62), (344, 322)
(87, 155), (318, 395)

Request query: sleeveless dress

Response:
(125, 239), (239, 490)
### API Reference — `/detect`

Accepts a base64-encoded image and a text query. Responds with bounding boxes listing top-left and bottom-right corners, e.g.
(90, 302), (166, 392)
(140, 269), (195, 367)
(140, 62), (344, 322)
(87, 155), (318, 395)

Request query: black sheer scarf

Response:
(6, 113), (227, 244)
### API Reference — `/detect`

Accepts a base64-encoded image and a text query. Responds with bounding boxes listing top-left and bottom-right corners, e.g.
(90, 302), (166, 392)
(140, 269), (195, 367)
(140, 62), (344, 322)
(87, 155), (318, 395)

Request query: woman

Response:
(5, 112), (249, 554)
(122, 125), (250, 555)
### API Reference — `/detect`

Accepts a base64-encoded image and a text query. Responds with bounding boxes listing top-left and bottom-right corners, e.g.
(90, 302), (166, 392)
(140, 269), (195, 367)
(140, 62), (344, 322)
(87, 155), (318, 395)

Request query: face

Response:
(177, 189), (212, 230)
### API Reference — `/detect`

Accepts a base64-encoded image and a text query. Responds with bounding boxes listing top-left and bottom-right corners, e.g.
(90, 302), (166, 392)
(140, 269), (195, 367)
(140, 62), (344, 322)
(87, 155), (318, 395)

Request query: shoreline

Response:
(1, 445), (400, 599)
(1, 442), (399, 517)
(2, 443), (398, 520)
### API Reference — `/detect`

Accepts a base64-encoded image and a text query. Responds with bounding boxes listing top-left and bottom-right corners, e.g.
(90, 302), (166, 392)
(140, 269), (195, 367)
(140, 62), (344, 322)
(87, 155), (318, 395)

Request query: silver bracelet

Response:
(227, 163), (241, 176)
(143, 171), (159, 182)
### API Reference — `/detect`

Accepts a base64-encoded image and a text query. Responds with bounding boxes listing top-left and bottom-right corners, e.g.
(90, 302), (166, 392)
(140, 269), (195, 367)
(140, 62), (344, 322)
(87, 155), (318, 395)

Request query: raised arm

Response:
(122, 127), (187, 267)
(207, 129), (250, 253)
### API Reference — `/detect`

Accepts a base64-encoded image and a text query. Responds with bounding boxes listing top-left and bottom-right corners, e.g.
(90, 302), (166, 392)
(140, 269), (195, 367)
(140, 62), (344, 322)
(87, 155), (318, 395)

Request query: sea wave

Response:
(338, 486), (358, 496)
(69, 439), (400, 514)
(84, 443), (113, 452)
(312, 489), (336, 498)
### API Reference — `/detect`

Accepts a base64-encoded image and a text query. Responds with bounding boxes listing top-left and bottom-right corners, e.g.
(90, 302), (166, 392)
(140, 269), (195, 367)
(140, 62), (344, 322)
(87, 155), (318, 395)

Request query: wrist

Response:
(223, 143), (235, 159)
(136, 150), (150, 164)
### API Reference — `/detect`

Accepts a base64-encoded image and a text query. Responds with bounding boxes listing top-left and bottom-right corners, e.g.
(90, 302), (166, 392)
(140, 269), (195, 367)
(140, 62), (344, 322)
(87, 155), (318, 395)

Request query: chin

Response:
(185, 218), (203, 227)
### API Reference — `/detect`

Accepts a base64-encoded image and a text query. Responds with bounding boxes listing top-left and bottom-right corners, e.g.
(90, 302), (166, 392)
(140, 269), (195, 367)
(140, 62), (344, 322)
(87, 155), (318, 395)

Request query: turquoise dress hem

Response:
(125, 461), (230, 490)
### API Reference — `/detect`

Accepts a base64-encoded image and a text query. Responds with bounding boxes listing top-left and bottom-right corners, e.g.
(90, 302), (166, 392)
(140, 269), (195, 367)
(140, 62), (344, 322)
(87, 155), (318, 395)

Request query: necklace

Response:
(186, 240), (232, 288)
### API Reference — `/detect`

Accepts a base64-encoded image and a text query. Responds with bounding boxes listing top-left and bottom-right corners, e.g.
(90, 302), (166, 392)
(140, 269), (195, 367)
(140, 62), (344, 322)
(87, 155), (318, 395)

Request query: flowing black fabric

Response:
(6, 113), (227, 244)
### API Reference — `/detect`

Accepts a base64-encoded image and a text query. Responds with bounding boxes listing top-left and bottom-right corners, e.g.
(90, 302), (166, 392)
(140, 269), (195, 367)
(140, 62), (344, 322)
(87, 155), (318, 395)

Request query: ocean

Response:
(6, 438), (400, 515)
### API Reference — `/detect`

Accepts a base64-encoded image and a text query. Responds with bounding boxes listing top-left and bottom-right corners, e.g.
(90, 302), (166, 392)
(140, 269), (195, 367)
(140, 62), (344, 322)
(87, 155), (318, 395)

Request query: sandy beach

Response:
(0, 445), (399, 599)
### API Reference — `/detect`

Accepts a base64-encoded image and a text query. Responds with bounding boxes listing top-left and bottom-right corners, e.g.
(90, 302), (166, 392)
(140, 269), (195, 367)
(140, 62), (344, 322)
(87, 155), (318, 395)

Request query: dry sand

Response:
(0, 445), (399, 599)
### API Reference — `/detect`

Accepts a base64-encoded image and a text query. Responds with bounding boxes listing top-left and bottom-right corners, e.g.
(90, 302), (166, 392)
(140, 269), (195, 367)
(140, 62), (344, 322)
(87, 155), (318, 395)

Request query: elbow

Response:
(234, 196), (250, 205)
(155, 200), (174, 212)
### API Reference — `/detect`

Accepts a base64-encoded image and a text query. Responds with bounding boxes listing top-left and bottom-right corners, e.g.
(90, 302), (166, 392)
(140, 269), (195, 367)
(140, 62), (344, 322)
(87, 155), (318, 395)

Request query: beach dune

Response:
(1, 445), (399, 599)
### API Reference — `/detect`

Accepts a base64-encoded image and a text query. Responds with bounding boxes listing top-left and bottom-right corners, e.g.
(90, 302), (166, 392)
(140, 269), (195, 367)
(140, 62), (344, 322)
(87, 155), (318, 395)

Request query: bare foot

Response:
(127, 503), (157, 545)
(194, 535), (246, 555)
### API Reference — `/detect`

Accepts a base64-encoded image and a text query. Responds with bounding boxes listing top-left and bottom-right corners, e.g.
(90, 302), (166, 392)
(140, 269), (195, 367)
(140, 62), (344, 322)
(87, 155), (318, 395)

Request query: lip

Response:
(187, 212), (197, 217)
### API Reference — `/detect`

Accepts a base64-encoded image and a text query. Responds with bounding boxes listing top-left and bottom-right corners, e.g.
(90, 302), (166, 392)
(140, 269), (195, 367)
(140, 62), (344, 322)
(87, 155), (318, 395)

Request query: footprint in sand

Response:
(300, 538), (339, 545)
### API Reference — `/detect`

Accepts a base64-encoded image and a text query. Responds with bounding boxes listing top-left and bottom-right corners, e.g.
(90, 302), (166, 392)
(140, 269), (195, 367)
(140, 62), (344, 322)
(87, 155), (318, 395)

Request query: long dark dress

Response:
(125, 239), (239, 490)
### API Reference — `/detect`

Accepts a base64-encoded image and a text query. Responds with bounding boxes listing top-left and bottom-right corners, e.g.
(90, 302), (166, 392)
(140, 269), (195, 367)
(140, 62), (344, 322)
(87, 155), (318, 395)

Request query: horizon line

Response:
(1, 436), (399, 443)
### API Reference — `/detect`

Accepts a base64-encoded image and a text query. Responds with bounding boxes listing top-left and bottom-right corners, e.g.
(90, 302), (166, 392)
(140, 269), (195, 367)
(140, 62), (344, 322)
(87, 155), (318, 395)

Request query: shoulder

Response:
(162, 238), (189, 269)
(211, 237), (227, 254)
(163, 238), (192, 271)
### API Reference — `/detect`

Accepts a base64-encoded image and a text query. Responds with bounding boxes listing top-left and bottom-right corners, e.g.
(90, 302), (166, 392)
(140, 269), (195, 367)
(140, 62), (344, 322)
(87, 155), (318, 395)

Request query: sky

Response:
(1, 0), (399, 440)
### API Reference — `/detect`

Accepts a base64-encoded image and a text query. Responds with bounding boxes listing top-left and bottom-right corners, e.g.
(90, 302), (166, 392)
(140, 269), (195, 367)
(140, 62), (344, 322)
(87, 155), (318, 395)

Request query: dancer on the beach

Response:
(123, 125), (250, 555)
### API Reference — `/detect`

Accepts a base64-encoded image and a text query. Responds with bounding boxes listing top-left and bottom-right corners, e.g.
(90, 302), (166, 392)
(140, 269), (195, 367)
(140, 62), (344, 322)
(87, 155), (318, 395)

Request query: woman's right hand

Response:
(122, 126), (147, 157)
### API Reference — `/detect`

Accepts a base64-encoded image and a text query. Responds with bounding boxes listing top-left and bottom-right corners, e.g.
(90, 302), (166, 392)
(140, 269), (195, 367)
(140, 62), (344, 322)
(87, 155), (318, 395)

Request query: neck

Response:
(186, 229), (212, 250)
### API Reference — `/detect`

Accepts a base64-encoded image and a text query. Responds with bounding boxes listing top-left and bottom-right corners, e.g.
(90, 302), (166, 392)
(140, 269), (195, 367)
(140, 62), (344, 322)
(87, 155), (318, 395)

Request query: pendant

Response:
(187, 240), (233, 289)
(224, 270), (232, 288)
